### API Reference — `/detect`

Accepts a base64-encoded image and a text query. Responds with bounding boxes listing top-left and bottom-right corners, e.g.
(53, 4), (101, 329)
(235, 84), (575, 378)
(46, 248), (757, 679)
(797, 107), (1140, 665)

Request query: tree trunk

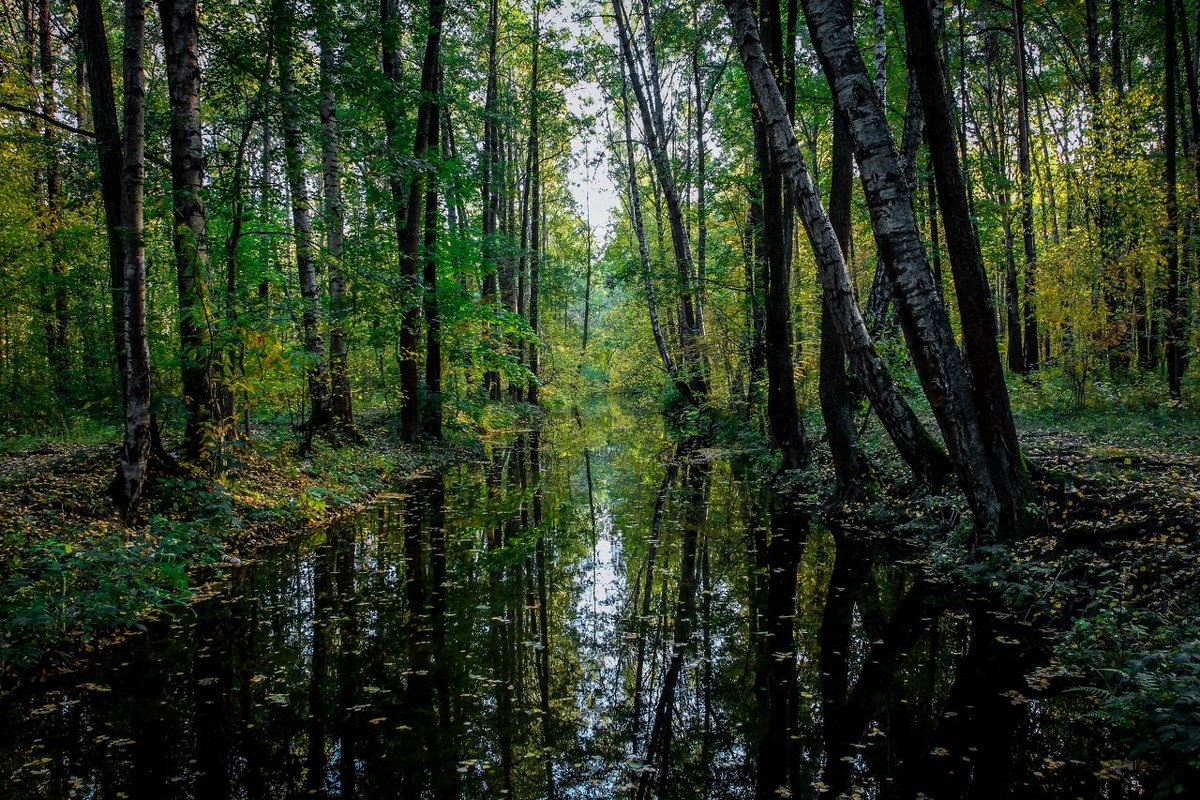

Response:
(1179, 0), (1198, 392)
(76, 0), (126, 399)
(1086, 0), (1102, 99)
(159, 0), (224, 459)
(397, 0), (445, 439)
(1004, 213), (1023, 372)
(613, 0), (708, 400)
(1012, 0), (1039, 371)
(379, 0), (413, 420)
(873, 0), (887, 105)
(277, 0), (331, 445)
(746, 199), (766, 414)
(582, 211), (592, 356)
(114, 0), (151, 511)
(823, 101), (868, 502)
(316, 0), (354, 430)
(1166, 0), (1183, 399)
(724, 0), (953, 488)
(526, 7), (540, 407)
(501, 115), (518, 321)
(223, 115), (254, 442)
(693, 14), (709, 341)
(481, 0), (502, 400)
(1111, 0), (1124, 96)
(799, 0), (1010, 535)
(864, 82), (925, 334)
(617, 58), (689, 401)
(424, 71), (443, 435)
(38, 0), (69, 401)
(902, 0), (1032, 538)
(750, 0), (808, 470)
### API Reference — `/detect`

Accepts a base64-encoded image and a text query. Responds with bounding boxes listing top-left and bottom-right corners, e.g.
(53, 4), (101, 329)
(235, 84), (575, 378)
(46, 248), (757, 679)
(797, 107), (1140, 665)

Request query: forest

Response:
(0, 0), (1198, 795)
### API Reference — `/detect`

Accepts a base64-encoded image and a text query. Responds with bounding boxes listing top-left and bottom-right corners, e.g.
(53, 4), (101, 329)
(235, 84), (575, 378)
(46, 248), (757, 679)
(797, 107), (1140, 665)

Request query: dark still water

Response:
(1, 401), (1134, 799)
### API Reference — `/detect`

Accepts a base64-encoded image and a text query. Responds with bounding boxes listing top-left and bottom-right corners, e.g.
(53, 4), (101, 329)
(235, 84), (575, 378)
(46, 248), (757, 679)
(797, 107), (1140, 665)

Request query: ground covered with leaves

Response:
(1002, 411), (1200, 795)
(0, 416), (469, 684)
(911, 409), (1200, 796)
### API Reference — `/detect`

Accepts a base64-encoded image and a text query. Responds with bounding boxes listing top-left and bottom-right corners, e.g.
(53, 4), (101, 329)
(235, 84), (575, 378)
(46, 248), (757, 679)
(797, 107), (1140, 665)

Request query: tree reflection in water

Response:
(0, 400), (1138, 799)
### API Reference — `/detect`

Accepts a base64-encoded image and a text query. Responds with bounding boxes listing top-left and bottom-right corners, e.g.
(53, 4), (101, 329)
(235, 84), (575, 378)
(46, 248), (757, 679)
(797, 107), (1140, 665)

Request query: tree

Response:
(277, 0), (332, 445)
(1012, 0), (1039, 371)
(613, 0), (708, 402)
(901, 0), (1032, 537)
(114, 0), (152, 510)
(1165, 0), (1183, 400)
(76, 0), (126, 393)
(481, 0), (503, 401)
(316, 0), (354, 430)
(723, 0), (953, 490)
(748, 0), (809, 471)
(802, 0), (1026, 538)
(615, 55), (689, 401)
(423, 71), (444, 436)
(394, 0), (446, 441)
(525, 4), (541, 408)
(823, 72), (868, 501)
(158, 0), (224, 459)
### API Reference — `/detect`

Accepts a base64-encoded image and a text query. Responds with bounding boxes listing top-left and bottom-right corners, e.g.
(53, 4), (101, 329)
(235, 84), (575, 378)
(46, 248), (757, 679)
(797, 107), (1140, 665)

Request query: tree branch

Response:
(0, 101), (96, 137)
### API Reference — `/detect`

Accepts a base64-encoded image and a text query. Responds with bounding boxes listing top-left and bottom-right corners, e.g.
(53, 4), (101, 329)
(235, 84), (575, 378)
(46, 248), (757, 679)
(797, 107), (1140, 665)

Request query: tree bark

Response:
(1085, 0), (1102, 100)
(823, 101), (868, 501)
(424, 71), (443, 435)
(617, 58), (690, 401)
(1166, 0), (1183, 399)
(1111, 0), (1124, 96)
(38, 0), (69, 401)
(582, 210), (593, 356)
(1179, 0), (1198, 393)
(397, 0), (445, 439)
(76, 0), (126, 398)
(750, 0), (808, 470)
(223, 114), (254, 441)
(381, 0), (410, 407)
(526, 7), (540, 407)
(864, 81), (925, 334)
(746, 199), (766, 414)
(873, 0), (887, 105)
(481, 0), (502, 400)
(614, 0), (708, 400)
(693, 13), (709, 340)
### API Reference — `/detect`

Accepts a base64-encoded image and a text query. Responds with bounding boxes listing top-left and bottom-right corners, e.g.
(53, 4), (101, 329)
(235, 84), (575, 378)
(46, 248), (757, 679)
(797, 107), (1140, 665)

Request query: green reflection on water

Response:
(0, 399), (1130, 799)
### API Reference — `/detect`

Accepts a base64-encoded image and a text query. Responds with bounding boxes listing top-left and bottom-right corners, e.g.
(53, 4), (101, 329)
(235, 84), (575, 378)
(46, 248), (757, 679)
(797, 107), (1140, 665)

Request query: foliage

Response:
(1092, 643), (1200, 795)
(0, 516), (221, 670)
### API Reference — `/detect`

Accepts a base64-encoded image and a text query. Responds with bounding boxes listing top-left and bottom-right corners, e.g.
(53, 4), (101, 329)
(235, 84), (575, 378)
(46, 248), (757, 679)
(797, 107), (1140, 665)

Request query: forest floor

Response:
(889, 408), (1200, 791)
(0, 414), (480, 686)
(1015, 411), (1200, 789)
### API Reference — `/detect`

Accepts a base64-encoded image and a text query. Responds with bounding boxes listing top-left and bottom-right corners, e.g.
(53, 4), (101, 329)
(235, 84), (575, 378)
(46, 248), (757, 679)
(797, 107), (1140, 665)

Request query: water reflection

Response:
(1, 400), (1133, 799)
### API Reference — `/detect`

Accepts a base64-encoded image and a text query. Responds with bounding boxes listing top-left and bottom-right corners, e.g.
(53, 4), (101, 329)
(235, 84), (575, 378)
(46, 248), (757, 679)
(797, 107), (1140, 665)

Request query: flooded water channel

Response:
(2, 401), (1134, 798)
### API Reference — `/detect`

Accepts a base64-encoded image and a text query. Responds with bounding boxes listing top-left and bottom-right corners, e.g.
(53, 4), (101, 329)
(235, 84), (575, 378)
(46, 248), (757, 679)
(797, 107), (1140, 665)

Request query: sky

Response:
(556, 0), (623, 245)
